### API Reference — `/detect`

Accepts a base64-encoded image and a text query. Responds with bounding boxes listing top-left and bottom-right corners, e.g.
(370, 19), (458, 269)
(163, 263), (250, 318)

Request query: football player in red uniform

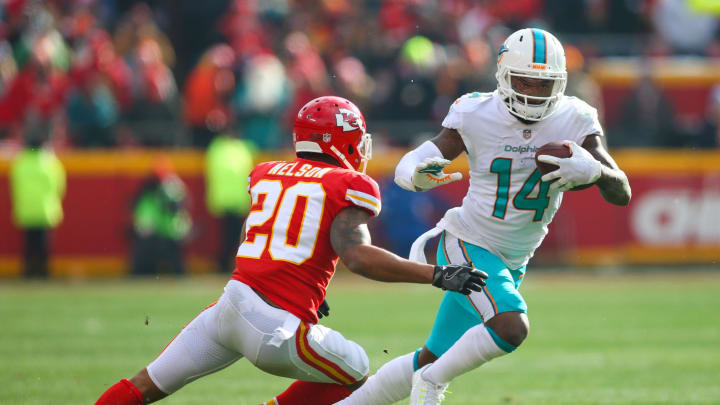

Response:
(94, 96), (487, 405)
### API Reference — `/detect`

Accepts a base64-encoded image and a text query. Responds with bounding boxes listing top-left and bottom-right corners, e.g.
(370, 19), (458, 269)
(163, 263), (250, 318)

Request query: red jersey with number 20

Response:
(232, 158), (381, 324)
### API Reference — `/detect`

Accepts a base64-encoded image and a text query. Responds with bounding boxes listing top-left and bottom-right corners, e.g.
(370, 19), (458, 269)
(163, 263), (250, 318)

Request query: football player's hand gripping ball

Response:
(409, 157), (463, 191)
(537, 142), (602, 192)
(316, 300), (330, 319)
(432, 264), (488, 295)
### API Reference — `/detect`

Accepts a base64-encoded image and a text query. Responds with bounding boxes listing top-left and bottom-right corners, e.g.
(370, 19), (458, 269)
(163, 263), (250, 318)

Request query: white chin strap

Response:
(330, 145), (356, 171)
(332, 134), (372, 173)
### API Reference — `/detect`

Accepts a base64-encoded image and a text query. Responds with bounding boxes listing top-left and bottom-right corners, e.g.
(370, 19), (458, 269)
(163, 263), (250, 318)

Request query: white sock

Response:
(334, 352), (415, 405)
(423, 325), (509, 385)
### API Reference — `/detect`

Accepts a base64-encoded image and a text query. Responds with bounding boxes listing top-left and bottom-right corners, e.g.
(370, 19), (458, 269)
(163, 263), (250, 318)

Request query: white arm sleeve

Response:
(394, 140), (444, 191)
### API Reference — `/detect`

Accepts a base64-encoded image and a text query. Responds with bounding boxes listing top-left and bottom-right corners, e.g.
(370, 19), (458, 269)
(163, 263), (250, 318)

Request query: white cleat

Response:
(409, 365), (448, 404)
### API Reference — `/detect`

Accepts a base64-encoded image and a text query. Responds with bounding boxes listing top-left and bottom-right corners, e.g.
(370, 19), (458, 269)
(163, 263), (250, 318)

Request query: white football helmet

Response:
(496, 28), (567, 121)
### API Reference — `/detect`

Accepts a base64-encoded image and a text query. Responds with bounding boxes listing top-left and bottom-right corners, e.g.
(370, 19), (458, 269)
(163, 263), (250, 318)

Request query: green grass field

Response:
(2, 270), (720, 405)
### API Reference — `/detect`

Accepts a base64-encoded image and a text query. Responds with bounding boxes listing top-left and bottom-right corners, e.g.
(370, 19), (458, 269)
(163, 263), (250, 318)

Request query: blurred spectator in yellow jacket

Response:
(10, 125), (66, 278)
(205, 132), (254, 272)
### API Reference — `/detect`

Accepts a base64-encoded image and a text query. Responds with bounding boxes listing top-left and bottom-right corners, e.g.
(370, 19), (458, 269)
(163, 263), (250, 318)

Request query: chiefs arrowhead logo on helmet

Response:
(336, 108), (362, 132)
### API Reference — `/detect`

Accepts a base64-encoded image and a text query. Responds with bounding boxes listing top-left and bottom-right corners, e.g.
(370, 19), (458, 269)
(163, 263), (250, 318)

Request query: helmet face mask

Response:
(511, 76), (555, 102)
(496, 28), (567, 121)
(293, 96), (372, 173)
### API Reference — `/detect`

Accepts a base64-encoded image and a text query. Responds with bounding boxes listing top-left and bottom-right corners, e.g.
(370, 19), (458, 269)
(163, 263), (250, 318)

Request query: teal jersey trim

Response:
(531, 28), (546, 64)
(486, 325), (518, 353)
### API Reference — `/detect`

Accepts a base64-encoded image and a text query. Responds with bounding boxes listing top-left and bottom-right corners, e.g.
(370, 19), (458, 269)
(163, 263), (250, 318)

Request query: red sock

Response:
(268, 380), (352, 405)
(95, 378), (144, 405)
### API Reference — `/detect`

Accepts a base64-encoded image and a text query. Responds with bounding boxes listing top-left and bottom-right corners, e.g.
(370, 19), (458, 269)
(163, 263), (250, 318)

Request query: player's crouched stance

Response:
(93, 96), (487, 405)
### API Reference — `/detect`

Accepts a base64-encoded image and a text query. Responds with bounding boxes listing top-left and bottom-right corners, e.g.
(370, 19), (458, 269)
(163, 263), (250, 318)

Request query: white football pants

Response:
(146, 280), (369, 394)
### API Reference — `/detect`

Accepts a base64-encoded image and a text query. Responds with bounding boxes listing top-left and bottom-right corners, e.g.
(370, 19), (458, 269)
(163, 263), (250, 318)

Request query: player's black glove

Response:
(432, 264), (487, 295)
(317, 299), (330, 319)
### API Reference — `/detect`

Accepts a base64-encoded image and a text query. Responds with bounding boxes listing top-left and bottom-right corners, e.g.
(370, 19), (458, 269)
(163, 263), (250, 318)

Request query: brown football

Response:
(534, 142), (593, 191)
(535, 142), (571, 175)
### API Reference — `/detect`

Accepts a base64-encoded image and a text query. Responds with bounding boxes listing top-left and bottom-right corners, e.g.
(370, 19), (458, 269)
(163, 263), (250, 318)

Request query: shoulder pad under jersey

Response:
(450, 92), (493, 113)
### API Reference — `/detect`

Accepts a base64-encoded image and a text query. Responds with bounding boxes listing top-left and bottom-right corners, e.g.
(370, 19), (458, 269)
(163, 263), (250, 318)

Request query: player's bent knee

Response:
(486, 312), (530, 348)
(300, 324), (370, 384)
(320, 327), (370, 379)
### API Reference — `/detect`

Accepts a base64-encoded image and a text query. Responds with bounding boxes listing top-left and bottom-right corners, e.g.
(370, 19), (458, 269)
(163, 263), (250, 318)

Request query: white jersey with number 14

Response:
(437, 90), (603, 269)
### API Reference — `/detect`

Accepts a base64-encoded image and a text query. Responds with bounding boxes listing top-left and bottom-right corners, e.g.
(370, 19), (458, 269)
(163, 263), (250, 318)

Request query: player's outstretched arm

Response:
(330, 207), (487, 294)
(581, 135), (631, 206)
(394, 128), (466, 192)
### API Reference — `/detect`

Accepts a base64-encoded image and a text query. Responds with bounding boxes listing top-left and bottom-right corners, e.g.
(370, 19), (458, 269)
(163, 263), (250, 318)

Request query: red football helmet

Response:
(293, 96), (372, 173)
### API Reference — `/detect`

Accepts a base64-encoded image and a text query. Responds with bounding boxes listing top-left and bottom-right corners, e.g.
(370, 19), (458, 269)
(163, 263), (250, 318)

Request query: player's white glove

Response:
(537, 141), (602, 192)
(396, 157), (463, 192)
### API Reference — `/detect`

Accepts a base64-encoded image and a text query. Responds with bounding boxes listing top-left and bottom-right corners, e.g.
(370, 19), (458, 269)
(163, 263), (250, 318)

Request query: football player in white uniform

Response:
(334, 28), (631, 405)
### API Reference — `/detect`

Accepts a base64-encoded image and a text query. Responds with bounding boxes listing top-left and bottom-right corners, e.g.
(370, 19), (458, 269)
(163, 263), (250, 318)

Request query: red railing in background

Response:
(1, 148), (719, 277)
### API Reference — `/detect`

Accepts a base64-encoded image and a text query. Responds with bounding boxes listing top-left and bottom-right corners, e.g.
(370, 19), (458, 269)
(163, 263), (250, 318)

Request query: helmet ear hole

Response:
(348, 144), (355, 155)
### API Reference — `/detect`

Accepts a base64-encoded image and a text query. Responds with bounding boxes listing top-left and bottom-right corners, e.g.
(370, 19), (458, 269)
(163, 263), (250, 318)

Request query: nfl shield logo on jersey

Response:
(323, 133), (332, 143)
(523, 129), (532, 139)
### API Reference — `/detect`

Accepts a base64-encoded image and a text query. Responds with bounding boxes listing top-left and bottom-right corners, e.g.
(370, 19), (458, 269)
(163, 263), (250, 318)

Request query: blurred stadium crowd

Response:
(0, 0), (719, 152)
